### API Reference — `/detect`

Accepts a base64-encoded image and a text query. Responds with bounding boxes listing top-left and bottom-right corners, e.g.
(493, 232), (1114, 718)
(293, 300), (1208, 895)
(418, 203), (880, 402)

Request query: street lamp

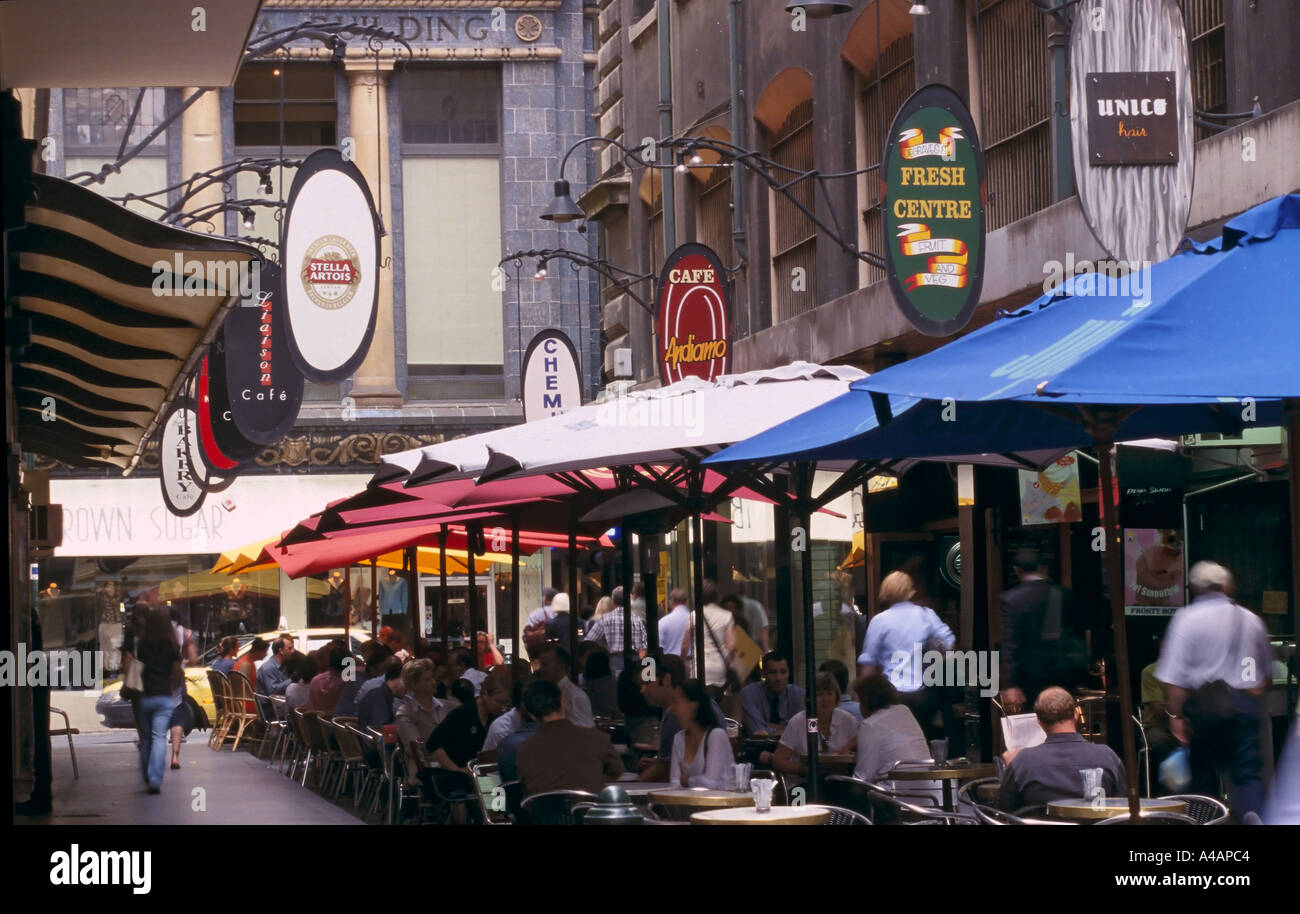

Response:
(539, 179), (586, 223)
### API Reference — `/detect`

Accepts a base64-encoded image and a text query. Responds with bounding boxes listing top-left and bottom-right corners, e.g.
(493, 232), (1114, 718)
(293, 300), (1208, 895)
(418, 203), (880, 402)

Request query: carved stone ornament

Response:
(515, 14), (543, 43)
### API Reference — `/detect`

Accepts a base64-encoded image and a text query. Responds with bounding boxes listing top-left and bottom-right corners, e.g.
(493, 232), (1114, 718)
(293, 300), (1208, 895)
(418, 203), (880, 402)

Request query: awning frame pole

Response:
(438, 526), (449, 658)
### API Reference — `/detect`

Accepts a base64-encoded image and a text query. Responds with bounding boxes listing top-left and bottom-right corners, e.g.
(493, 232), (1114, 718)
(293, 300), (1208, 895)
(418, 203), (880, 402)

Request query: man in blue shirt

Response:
(740, 651), (805, 739)
(257, 635), (295, 696)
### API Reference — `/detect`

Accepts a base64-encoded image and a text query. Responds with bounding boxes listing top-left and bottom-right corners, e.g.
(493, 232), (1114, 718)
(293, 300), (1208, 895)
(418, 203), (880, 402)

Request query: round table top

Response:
(649, 788), (756, 808)
(889, 761), (998, 780)
(691, 805), (831, 826)
(1047, 797), (1188, 820)
(610, 781), (677, 796)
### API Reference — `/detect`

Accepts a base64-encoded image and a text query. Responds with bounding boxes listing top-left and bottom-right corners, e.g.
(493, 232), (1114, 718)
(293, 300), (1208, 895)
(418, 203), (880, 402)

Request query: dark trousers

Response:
(898, 687), (965, 756)
(1188, 689), (1265, 820)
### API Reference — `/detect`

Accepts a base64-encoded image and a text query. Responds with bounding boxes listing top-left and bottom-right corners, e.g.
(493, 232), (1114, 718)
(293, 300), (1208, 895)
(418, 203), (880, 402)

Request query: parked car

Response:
(95, 628), (372, 728)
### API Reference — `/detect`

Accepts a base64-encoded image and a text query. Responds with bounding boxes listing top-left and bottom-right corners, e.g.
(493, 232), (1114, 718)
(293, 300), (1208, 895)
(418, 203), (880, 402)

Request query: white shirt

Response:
(853, 704), (940, 799)
(461, 667), (488, 696)
(684, 605), (735, 687)
(658, 605), (692, 658)
(1156, 593), (1275, 691)
(559, 676), (594, 728)
(670, 727), (734, 789)
(482, 706), (522, 752)
(779, 708), (859, 758)
(525, 604), (556, 627)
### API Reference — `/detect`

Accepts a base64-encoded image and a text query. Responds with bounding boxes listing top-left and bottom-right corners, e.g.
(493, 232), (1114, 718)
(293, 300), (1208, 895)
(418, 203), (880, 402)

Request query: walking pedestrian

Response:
(1156, 561), (1275, 820)
(999, 549), (1090, 712)
(134, 605), (182, 794)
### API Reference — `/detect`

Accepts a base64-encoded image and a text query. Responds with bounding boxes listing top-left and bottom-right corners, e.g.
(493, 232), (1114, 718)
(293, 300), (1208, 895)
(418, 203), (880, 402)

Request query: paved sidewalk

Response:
(18, 731), (361, 826)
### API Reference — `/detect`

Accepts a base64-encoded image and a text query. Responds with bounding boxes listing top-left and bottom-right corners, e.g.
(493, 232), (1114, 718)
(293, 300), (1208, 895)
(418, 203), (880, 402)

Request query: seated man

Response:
(535, 644), (594, 728)
(515, 680), (625, 797)
(997, 687), (1126, 813)
(740, 651), (805, 739)
(306, 642), (350, 713)
(448, 647), (487, 696)
(358, 659), (406, 735)
(637, 651), (724, 782)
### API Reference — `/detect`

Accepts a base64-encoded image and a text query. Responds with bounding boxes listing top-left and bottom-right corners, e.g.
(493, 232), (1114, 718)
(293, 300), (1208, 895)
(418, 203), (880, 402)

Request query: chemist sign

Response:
(882, 84), (986, 337)
(521, 330), (581, 422)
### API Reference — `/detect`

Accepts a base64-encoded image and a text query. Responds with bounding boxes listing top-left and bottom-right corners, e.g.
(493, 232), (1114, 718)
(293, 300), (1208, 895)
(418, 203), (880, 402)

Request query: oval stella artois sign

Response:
(655, 243), (730, 385)
(281, 148), (380, 383)
(882, 84), (986, 337)
(301, 235), (361, 310)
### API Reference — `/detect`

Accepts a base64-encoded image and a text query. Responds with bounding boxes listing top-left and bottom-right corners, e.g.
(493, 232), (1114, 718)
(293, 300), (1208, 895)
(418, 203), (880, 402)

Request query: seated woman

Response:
(669, 679), (735, 790)
(769, 672), (858, 787)
(853, 671), (941, 801)
(283, 654), (316, 712)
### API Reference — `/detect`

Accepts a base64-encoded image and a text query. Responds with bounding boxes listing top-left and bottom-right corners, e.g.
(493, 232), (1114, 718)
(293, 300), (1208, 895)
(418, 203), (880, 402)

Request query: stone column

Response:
(180, 88), (224, 231)
(344, 60), (401, 408)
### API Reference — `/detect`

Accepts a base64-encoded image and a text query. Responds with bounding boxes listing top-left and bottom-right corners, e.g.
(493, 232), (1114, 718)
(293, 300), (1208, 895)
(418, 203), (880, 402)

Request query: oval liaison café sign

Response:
(218, 261), (305, 445)
(655, 243), (730, 385)
(521, 329), (581, 422)
(281, 149), (381, 383)
(882, 83), (986, 337)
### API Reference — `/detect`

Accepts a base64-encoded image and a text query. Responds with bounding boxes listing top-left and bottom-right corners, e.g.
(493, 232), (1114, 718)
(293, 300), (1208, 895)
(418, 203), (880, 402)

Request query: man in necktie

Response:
(740, 651), (805, 740)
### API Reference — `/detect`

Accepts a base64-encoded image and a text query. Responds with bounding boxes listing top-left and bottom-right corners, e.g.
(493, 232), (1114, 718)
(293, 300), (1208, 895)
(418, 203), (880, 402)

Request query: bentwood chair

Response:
(1157, 794), (1230, 825)
(226, 671), (265, 753)
(49, 707), (79, 779)
(519, 790), (598, 825)
(206, 671), (234, 749)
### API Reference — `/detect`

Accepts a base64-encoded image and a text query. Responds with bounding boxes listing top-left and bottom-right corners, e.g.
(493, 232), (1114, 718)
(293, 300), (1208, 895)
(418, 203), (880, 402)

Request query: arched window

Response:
(756, 68), (816, 325)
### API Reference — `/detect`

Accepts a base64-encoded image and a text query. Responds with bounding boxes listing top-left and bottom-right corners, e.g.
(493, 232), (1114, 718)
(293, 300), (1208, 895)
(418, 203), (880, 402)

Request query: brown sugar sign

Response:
(882, 84), (986, 337)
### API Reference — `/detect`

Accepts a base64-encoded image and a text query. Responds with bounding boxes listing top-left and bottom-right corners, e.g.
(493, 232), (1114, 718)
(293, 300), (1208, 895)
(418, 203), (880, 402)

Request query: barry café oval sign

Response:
(882, 83), (986, 337)
(654, 243), (730, 385)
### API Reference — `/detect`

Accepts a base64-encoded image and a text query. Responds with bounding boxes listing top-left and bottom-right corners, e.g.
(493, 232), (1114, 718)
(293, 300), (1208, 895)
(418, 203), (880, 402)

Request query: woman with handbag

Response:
(131, 605), (182, 794)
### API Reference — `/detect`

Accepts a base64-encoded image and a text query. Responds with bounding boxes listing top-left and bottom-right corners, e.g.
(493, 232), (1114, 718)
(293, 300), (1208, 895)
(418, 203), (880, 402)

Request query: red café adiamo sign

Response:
(654, 243), (730, 385)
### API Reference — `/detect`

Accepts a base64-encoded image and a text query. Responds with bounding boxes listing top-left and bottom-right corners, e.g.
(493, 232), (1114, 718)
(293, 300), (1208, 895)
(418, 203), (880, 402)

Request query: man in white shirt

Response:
(525, 588), (559, 627)
(658, 588), (692, 658)
(1157, 561), (1274, 820)
(449, 647), (488, 696)
(536, 644), (594, 727)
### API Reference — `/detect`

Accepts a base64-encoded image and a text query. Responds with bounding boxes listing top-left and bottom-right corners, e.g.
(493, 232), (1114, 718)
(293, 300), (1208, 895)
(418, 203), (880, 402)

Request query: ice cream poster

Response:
(1124, 528), (1185, 614)
(1018, 455), (1082, 525)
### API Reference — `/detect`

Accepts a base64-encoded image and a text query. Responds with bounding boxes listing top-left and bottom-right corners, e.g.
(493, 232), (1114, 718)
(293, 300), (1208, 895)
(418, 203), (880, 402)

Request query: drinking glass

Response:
(750, 777), (775, 813)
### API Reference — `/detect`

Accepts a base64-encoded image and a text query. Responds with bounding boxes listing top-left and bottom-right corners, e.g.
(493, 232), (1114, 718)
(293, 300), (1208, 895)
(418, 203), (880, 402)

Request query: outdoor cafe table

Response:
(648, 788), (756, 811)
(819, 753), (857, 776)
(889, 760), (998, 811)
(691, 805), (831, 825)
(1046, 797), (1188, 821)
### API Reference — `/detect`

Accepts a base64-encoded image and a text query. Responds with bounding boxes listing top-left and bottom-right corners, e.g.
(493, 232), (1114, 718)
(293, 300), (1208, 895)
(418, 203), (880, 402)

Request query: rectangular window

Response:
(401, 67), (501, 150)
(1185, 0), (1226, 142)
(234, 63), (337, 147)
(63, 87), (168, 218)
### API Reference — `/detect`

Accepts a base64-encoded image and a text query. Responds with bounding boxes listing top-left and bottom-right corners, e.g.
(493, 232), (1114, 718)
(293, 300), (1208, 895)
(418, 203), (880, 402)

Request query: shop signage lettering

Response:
(882, 84), (986, 336)
(159, 402), (207, 518)
(1085, 72), (1179, 164)
(655, 243), (730, 385)
(221, 262), (305, 443)
(257, 15), (493, 45)
(521, 329), (581, 422)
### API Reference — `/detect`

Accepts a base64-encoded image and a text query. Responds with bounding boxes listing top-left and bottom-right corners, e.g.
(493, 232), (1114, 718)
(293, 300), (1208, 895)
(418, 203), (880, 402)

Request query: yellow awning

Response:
(211, 537), (508, 576)
(838, 529), (865, 571)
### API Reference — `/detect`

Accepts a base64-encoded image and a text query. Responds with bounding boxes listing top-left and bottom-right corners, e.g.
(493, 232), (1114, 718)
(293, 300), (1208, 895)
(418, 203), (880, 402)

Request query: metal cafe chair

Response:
(519, 790), (598, 826)
(1158, 794), (1230, 825)
(468, 760), (510, 825)
(823, 804), (872, 825)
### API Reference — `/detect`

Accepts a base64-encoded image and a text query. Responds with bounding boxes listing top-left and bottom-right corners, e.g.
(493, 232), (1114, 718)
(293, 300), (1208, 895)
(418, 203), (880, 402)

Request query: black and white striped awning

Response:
(10, 173), (263, 471)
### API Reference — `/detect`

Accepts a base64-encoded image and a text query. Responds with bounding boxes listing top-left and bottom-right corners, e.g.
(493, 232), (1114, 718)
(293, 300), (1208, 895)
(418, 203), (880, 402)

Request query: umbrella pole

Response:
(692, 510), (706, 684)
(405, 546), (418, 652)
(1094, 431), (1141, 821)
(644, 535), (659, 654)
(796, 463), (819, 802)
(622, 520), (635, 673)
(344, 565), (351, 650)
(511, 509), (520, 667)
(468, 528), (479, 669)
(438, 526), (449, 659)
(569, 506), (579, 684)
(1288, 400), (1300, 655)
(370, 559), (378, 640)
